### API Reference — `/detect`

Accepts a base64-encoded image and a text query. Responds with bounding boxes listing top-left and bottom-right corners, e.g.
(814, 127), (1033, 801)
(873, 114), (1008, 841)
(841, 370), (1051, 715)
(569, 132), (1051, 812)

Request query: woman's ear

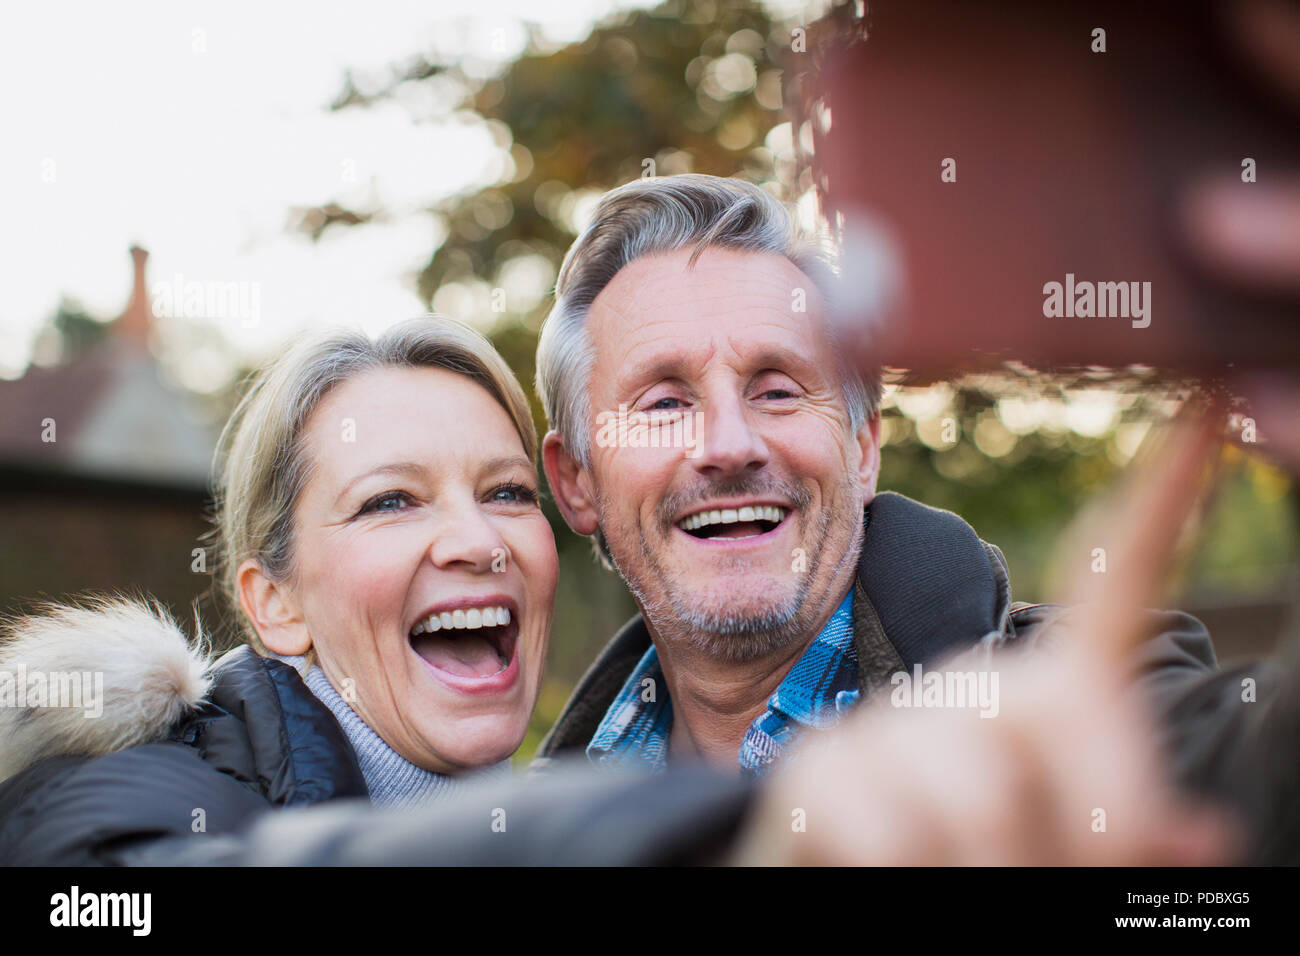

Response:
(542, 430), (600, 536)
(236, 559), (312, 656)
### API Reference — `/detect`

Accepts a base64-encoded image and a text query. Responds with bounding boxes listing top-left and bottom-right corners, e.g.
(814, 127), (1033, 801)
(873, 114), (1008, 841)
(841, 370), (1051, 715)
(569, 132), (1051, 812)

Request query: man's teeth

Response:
(410, 605), (512, 636)
(678, 505), (786, 532)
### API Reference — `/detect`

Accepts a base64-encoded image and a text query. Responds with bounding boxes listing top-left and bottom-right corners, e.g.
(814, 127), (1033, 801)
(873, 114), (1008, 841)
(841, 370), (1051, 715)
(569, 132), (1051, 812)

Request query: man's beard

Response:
(597, 473), (865, 665)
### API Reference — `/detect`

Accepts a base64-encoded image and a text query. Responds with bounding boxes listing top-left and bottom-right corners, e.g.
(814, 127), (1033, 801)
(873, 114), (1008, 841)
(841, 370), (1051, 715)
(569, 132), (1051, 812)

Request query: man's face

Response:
(564, 246), (880, 662)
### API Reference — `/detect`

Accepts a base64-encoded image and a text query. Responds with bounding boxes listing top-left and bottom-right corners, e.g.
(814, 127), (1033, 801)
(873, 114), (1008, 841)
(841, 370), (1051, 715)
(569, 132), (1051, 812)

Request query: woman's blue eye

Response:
(491, 483), (538, 505)
(359, 491), (411, 515)
(759, 389), (795, 400)
(648, 397), (684, 410)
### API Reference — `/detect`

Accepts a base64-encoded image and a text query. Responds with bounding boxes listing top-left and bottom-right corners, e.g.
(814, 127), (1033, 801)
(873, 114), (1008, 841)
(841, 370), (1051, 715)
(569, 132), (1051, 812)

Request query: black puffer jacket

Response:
(0, 641), (754, 866)
(0, 647), (368, 865)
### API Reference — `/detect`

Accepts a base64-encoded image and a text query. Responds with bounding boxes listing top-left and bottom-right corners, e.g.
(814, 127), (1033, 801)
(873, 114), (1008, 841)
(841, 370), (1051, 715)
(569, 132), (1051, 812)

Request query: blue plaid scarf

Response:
(587, 591), (860, 775)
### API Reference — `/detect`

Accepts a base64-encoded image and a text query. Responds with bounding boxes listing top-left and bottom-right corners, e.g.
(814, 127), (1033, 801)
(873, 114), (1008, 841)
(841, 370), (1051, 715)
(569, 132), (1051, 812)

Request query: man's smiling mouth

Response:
(676, 504), (788, 540)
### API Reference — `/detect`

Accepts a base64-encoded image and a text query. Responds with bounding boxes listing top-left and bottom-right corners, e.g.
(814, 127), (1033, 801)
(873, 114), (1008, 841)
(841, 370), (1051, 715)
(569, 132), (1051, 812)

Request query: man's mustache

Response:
(656, 477), (812, 532)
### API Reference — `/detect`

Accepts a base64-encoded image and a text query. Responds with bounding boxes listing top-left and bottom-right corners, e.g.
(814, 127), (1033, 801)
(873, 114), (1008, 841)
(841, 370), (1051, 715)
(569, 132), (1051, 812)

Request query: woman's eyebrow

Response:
(336, 461), (427, 503)
(479, 454), (535, 475)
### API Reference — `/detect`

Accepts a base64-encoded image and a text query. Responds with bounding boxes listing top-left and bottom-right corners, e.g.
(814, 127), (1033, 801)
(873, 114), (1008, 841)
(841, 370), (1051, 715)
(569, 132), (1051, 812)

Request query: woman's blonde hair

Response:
(211, 316), (537, 653)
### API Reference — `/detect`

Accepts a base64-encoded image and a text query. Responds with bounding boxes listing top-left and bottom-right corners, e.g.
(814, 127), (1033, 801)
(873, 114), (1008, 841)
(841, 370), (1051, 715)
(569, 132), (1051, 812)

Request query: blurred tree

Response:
(415, 0), (785, 310)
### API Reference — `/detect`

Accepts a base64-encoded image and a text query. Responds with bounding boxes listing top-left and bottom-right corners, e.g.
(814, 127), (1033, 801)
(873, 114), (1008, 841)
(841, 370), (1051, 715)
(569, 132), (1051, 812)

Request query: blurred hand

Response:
(738, 410), (1241, 865)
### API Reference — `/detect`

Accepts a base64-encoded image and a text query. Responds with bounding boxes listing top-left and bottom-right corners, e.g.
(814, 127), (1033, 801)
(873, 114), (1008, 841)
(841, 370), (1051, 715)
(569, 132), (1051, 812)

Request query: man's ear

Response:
(236, 559), (311, 656)
(855, 412), (883, 503)
(542, 430), (600, 536)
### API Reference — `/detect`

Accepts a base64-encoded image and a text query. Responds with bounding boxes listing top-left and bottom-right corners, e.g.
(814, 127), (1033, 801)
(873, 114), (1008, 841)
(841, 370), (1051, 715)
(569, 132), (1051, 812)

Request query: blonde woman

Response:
(0, 317), (559, 862)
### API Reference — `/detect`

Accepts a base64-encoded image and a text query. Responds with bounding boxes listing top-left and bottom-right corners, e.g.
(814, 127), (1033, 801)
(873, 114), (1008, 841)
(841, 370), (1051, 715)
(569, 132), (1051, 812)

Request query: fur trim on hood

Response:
(0, 596), (212, 782)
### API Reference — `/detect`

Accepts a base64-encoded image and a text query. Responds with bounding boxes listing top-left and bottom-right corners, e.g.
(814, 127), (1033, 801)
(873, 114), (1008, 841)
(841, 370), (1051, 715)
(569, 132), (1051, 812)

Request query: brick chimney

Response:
(117, 245), (153, 347)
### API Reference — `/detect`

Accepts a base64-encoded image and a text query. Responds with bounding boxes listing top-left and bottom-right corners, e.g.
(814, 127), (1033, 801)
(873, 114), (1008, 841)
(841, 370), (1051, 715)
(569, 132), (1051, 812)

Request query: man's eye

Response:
(358, 491), (412, 515)
(647, 397), (685, 411)
(490, 483), (538, 505)
(758, 389), (796, 400)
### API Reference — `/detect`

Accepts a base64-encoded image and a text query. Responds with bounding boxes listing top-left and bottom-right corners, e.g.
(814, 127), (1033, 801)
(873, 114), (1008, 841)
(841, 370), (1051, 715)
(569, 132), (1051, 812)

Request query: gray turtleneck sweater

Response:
(273, 654), (509, 807)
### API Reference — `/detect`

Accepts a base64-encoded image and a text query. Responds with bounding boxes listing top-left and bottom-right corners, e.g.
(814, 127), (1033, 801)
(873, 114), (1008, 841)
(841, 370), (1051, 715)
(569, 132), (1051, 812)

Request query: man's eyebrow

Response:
(747, 347), (819, 375)
(616, 355), (689, 393)
(616, 346), (820, 394)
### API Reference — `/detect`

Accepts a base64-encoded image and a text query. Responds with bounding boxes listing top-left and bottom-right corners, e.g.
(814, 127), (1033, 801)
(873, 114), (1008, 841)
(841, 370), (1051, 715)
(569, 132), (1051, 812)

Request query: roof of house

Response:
(0, 247), (218, 489)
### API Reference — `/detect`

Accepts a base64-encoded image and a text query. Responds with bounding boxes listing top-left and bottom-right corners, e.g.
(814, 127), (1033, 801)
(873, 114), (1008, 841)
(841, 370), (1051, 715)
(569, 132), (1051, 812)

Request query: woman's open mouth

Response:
(409, 603), (519, 688)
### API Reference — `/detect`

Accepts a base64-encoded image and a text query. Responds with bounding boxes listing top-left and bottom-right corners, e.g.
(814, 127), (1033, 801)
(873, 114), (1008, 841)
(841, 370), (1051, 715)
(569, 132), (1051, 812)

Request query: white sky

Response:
(1, 0), (819, 385)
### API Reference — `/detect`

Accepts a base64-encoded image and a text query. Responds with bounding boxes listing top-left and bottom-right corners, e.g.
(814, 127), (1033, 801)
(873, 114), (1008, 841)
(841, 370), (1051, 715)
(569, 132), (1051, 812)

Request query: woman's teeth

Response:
(410, 605), (512, 636)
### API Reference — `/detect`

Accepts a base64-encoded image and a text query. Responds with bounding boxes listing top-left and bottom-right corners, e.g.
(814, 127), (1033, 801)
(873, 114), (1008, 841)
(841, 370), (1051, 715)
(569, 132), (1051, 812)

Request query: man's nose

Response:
(427, 499), (506, 573)
(692, 393), (769, 477)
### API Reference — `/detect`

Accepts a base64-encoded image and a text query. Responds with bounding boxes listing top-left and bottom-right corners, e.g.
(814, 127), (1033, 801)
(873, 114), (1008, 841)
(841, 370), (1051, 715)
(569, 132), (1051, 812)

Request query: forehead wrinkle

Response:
(616, 278), (826, 341)
(615, 281), (818, 325)
(593, 249), (824, 328)
(612, 329), (718, 395)
(599, 289), (825, 349)
(668, 281), (824, 316)
(596, 250), (821, 320)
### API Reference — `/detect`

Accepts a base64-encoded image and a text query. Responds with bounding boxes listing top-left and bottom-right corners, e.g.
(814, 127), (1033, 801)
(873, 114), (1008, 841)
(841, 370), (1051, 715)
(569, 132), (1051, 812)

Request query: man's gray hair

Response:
(536, 173), (882, 466)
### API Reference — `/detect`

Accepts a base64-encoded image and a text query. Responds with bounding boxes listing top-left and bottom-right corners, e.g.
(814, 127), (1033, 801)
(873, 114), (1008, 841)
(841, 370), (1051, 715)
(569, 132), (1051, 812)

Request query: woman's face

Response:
(283, 365), (557, 772)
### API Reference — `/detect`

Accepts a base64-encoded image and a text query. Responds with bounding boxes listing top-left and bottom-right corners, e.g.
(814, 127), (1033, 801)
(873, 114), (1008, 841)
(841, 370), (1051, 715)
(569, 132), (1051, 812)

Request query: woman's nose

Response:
(426, 501), (507, 574)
